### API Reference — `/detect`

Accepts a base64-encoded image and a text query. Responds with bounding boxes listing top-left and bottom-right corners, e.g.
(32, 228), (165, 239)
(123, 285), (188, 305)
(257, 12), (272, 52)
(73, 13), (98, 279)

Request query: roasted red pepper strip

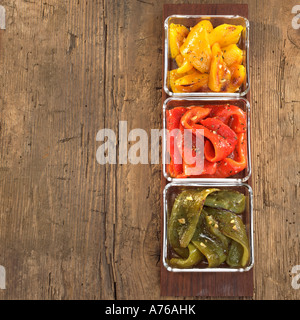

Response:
(178, 122), (191, 176)
(167, 107), (187, 177)
(180, 107), (212, 134)
(180, 125), (208, 176)
(167, 107), (187, 131)
(181, 110), (238, 163)
(167, 105), (247, 178)
(202, 160), (217, 175)
(209, 105), (247, 133)
(210, 133), (247, 178)
(199, 118), (238, 163)
(181, 109), (238, 173)
(178, 108), (209, 176)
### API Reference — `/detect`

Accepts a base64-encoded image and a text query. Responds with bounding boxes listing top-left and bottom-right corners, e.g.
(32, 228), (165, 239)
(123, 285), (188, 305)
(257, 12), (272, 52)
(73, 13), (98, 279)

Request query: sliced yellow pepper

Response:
(209, 24), (244, 47)
(222, 44), (244, 67)
(190, 20), (213, 33)
(176, 57), (194, 74)
(175, 54), (184, 67)
(169, 23), (189, 59)
(174, 71), (209, 93)
(226, 64), (246, 93)
(180, 22), (212, 73)
(208, 43), (231, 92)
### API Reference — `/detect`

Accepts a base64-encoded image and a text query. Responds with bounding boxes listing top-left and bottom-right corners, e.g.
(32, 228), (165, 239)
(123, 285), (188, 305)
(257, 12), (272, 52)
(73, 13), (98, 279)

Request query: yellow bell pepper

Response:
(168, 69), (184, 93)
(175, 54), (184, 67)
(226, 64), (246, 93)
(222, 44), (244, 67)
(180, 22), (212, 73)
(177, 57), (194, 74)
(209, 24), (244, 47)
(208, 43), (231, 92)
(174, 71), (209, 93)
(169, 23), (189, 59)
(190, 20), (213, 33)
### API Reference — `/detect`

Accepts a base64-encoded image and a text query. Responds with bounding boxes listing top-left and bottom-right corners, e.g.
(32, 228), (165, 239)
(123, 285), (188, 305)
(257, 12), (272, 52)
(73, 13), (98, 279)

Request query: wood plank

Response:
(250, 1), (300, 300)
(161, 3), (254, 297)
(0, 0), (164, 300)
(0, 0), (299, 300)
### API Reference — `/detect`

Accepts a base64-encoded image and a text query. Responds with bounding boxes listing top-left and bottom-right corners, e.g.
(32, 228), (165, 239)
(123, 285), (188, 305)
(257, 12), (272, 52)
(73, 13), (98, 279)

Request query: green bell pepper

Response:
(204, 190), (246, 214)
(168, 189), (219, 249)
(205, 207), (250, 267)
(192, 212), (227, 268)
(226, 241), (245, 267)
(169, 243), (204, 268)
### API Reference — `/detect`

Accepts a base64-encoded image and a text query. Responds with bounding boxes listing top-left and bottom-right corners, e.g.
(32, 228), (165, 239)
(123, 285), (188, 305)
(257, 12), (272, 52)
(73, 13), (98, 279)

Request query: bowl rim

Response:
(162, 182), (255, 273)
(163, 14), (250, 97)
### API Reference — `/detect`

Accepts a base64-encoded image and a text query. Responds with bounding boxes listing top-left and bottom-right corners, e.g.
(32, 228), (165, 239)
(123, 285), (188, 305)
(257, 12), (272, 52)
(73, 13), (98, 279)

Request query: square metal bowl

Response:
(162, 183), (254, 273)
(162, 97), (252, 183)
(164, 15), (250, 97)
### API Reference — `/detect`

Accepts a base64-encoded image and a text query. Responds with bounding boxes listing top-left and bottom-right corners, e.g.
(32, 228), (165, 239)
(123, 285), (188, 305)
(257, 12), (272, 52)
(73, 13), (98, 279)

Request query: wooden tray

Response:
(161, 3), (253, 297)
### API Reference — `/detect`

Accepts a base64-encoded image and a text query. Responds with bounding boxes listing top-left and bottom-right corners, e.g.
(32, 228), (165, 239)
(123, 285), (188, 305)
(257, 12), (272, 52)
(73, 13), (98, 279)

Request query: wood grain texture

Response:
(0, 0), (299, 300)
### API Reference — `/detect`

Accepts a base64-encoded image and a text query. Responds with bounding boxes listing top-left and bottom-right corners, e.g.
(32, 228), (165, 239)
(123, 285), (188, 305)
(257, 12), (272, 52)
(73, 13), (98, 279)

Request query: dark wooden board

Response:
(161, 3), (253, 298)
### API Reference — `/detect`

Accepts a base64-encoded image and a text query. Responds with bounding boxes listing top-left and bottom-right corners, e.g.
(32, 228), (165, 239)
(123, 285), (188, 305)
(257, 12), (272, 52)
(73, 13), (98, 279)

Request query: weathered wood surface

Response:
(0, 0), (299, 300)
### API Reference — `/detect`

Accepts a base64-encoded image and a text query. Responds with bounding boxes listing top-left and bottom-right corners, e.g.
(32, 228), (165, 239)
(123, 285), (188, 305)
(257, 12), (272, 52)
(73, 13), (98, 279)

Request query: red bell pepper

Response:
(210, 133), (247, 178)
(209, 104), (247, 133)
(180, 107), (212, 131)
(166, 105), (247, 179)
(166, 107), (186, 177)
(199, 118), (238, 163)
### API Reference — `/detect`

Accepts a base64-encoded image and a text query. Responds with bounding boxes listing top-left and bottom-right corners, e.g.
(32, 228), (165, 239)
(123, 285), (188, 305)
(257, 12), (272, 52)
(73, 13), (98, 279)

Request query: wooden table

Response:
(0, 0), (299, 300)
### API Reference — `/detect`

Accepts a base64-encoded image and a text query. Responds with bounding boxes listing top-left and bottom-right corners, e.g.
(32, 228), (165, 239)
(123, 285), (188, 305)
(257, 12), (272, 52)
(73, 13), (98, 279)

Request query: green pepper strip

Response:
(192, 212), (227, 268)
(205, 207), (250, 267)
(169, 243), (204, 269)
(168, 189), (219, 250)
(205, 214), (230, 249)
(226, 241), (245, 267)
(204, 190), (246, 214)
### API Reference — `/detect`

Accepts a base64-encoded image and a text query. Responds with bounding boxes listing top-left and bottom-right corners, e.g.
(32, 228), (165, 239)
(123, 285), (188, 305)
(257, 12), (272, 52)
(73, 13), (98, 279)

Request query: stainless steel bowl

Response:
(162, 97), (252, 183)
(162, 183), (254, 273)
(164, 15), (250, 97)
